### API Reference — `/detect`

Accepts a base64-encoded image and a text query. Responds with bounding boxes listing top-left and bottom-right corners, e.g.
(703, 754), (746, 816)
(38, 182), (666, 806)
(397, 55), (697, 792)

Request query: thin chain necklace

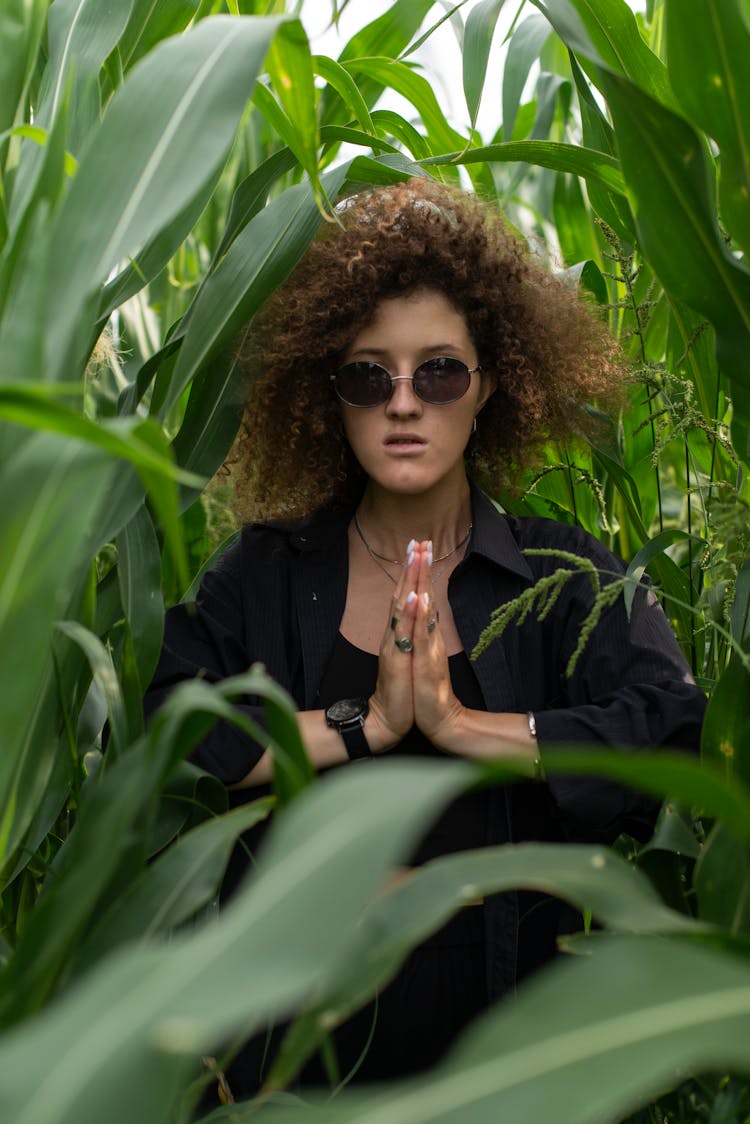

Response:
(353, 511), (472, 584)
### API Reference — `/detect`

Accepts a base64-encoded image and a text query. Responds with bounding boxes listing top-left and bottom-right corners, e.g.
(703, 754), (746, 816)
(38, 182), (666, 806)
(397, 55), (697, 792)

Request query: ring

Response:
(427, 617), (437, 634)
(395, 636), (413, 652)
(390, 615), (399, 631)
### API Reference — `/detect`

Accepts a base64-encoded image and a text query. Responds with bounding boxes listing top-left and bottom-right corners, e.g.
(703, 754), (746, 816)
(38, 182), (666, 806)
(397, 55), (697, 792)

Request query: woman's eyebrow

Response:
(348, 343), (465, 357)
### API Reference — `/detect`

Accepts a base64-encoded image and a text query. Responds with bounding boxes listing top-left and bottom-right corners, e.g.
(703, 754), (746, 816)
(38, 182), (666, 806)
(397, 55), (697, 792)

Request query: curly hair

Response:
(231, 177), (626, 521)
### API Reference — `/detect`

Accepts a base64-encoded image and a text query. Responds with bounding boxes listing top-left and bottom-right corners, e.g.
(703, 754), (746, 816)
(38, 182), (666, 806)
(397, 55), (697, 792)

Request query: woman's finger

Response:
(411, 541), (438, 641)
(386, 538), (419, 652)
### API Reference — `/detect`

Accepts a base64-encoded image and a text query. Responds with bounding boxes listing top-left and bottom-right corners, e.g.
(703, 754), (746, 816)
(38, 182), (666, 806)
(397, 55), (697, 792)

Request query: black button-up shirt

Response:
(145, 482), (705, 997)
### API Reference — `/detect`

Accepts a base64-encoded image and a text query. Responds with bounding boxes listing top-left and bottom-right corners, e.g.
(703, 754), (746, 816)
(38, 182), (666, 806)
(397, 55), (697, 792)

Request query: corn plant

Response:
(0, 1), (749, 1122)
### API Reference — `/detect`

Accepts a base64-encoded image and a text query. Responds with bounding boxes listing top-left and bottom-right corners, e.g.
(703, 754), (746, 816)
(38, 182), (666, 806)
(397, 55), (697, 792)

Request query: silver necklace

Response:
(353, 511), (472, 584)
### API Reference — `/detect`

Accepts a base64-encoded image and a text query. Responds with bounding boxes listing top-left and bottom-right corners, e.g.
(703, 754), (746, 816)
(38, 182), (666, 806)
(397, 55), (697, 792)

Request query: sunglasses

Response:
(331, 357), (482, 408)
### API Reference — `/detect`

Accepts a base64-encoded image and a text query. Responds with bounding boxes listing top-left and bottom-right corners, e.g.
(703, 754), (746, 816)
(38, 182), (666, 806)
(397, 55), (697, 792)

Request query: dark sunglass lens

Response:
(414, 358), (471, 403)
(335, 362), (390, 406)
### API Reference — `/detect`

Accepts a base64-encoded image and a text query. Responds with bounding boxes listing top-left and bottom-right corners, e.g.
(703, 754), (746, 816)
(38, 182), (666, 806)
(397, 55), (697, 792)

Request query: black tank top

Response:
(317, 634), (490, 862)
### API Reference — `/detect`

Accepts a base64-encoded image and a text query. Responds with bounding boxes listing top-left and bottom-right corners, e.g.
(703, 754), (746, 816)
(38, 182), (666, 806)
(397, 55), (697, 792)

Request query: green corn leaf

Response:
(532, 0), (674, 108)
(371, 109), (433, 160)
(502, 13), (553, 142)
(251, 80), (309, 179)
(591, 429), (715, 650)
(594, 69), (750, 462)
(0, 68), (75, 338)
(99, 169), (222, 320)
(0, 386), (202, 488)
(165, 164), (351, 426)
(552, 174), (603, 269)
(421, 141), (625, 195)
(148, 761), (228, 858)
(45, 14), (291, 384)
(0, 667), (296, 1023)
(320, 0), (436, 125)
(343, 58), (468, 158)
(487, 749), (750, 846)
(38, 0), (135, 152)
(702, 656), (750, 791)
(212, 671), (316, 807)
(0, 0), (47, 138)
(265, 20), (322, 202)
(267, 690), (315, 807)
(0, 759), (469, 1122)
(8, 0), (128, 276)
(234, 935), (750, 1124)
(558, 259), (608, 305)
(70, 798), (274, 969)
(665, 0), (750, 257)
(55, 621), (129, 761)
(116, 503), (164, 700)
(337, 0), (435, 66)
(463, 0), (508, 133)
(0, 124), (77, 177)
(270, 841), (704, 1088)
(569, 52), (614, 154)
(0, 737), (71, 889)
(180, 532), (241, 605)
(568, 52), (635, 242)
(399, 0), (470, 62)
(0, 560), (110, 885)
(623, 528), (698, 617)
(0, 201), (50, 384)
(664, 294), (720, 423)
(695, 821), (750, 934)
(0, 176), (6, 253)
(346, 151), (426, 186)
(168, 345), (245, 486)
(215, 147), (303, 260)
(320, 124), (402, 164)
(117, 0), (198, 72)
(314, 54), (375, 134)
(0, 433), (115, 856)
(731, 559), (750, 651)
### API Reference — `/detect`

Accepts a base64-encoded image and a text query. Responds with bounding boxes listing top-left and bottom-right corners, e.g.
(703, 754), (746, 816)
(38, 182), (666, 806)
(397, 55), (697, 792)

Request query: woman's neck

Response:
(356, 476), (473, 561)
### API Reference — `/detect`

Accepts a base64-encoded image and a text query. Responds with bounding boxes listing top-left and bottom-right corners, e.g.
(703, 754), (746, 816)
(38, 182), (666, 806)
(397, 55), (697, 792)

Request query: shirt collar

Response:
(275, 480), (534, 582)
(466, 480), (534, 582)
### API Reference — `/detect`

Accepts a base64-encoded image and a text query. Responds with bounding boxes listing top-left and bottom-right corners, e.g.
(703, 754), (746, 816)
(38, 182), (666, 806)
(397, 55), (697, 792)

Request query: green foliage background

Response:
(1, 0), (750, 1120)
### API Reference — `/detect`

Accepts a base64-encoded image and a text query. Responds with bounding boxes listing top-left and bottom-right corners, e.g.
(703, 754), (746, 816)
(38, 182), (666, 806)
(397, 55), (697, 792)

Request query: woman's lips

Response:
(384, 433), (427, 448)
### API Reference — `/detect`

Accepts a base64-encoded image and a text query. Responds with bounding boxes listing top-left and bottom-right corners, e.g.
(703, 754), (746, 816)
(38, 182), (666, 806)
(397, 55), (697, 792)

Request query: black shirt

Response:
(144, 481), (706, 998)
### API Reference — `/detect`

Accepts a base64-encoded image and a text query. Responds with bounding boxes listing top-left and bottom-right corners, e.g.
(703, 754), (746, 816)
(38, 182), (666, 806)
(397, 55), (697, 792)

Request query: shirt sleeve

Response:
(143, 538), (270, 785)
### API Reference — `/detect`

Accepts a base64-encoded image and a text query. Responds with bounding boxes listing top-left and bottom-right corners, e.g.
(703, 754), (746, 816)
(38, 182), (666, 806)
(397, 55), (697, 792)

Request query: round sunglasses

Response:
(331, 357), (481, 408)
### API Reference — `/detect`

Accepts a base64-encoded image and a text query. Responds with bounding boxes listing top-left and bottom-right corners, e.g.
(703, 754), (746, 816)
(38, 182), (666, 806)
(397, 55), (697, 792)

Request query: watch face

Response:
(328, 698), (366, 724)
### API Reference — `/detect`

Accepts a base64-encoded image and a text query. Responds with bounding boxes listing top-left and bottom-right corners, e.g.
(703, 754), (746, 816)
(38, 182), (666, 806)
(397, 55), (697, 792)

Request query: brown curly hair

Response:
(231, 177), (625, 521)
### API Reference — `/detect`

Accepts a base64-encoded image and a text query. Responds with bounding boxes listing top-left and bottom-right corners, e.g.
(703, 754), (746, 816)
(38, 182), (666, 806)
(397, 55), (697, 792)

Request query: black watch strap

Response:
(339, 722), (372, 761)
(325, 698), (372, 761)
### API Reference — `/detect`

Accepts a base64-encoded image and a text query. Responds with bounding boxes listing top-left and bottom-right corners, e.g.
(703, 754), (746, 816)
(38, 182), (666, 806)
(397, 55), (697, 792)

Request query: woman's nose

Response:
(385, 376), (422, 415)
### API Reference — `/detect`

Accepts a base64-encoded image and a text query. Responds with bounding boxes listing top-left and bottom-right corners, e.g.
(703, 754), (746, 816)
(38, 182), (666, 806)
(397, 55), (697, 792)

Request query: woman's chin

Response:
(365, 464), (466, 499)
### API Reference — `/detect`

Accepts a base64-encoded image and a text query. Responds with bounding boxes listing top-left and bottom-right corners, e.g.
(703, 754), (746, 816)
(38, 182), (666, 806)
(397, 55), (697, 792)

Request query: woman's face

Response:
(339, 289), (492, 499)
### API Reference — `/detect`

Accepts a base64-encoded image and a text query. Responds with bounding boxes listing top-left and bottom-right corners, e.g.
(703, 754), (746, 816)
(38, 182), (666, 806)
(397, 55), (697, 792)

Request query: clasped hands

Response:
(367, 540), (465, 754)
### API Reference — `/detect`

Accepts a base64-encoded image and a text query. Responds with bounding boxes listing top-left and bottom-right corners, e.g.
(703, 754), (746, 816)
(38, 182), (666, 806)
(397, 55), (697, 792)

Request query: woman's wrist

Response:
(429, 707), (543, 776)
(425, 701), (470, 755)
(365, 696), (405, 755)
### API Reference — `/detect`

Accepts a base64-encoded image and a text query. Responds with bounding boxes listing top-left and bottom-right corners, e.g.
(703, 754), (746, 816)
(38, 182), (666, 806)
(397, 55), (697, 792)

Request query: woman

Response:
(146, 178), (705, 1092)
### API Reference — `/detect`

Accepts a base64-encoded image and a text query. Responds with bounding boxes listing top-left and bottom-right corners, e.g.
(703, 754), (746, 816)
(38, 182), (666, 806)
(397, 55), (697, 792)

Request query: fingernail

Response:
(406, 591), (417, 604)
(422, 592), (429, 607)
(427, 540), (433, 567)
(407, 549), (414, 567)
(407, 538), (416, 553)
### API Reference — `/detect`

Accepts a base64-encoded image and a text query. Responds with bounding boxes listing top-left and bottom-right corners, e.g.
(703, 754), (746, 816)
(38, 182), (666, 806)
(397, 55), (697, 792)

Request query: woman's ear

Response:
(476, 370), (497, 413)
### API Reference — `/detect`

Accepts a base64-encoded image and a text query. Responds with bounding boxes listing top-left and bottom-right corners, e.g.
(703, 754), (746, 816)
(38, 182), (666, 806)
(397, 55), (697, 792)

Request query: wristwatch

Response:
(325, 697), (372, 761)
